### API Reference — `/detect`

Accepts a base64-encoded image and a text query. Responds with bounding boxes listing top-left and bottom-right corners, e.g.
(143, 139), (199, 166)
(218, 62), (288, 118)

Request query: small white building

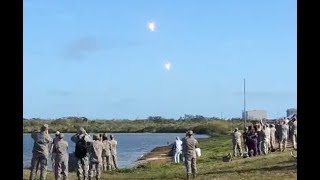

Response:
(242, 110), (267, 120)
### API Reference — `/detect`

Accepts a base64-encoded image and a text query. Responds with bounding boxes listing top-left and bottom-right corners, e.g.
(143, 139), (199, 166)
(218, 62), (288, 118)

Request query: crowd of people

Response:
(29, 125), (199, 180)
(28, 115), (296, 180)
(232, 114), (297, 158)
(29, 126), (118, 180)
(169, 114), (297, 179)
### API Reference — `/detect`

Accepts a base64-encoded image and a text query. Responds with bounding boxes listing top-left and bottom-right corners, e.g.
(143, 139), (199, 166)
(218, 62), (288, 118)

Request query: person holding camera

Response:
(71, 127), (93, 180)
(29, 124), (53, 180)
(52, 133), (69, 180)
(88, 134), (104, 180)
(182, 130), (198, 179)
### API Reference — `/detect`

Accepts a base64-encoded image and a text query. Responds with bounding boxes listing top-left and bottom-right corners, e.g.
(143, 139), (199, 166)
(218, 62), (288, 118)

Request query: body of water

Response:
(23, 133), (209, 170)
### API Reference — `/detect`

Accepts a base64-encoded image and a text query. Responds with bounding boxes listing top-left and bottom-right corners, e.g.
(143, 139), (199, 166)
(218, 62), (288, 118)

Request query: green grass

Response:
(23, 135), (296, 179)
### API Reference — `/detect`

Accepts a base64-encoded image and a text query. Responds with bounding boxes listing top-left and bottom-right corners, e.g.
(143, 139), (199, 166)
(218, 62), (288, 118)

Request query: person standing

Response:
(174, 137), (183, 163)
(279, 119), (289, 152)
(290, 117), (297, 150)
(247, 126), (258, 157)
(260, 120), (270, 155)
(49, 131), (61, 170)
(71, 127), (93, 180)
(242, 127), (249, 153)
(269, 124), (277, 151)
(102, 133), (111, 171)
(232, 128), (243, 157)
(182, 130), (198, 179)
(52, 133), (69, 180)
(265, 124), (271, 151)
(275, 120), (281, 139)
(29, 124), (53, 180)
(88, 134), (104, 180)
(256, 124), (263, 155)
(109, 134), (118, 170)
(260, 126), (268, 155)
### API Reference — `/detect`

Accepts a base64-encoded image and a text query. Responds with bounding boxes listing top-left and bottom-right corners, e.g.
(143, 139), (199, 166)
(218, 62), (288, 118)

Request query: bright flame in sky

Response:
(165, 62), (171, 71)
(148, 22), (156, 31)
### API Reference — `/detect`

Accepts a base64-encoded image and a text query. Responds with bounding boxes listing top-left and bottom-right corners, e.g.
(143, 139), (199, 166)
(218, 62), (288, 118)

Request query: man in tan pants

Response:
(71, 127), (93, 180)
(290, 117), (297, 150)
(232, 128), (243, 157)
(182, 130), (198, 179)
(279, 119), (289, 152)
(269, 124), (277, 151)
(109, 134), (118, 170)
(29, 124), (53, 180)
(53, 133), (69, 180)
(88, 134), (104, 180)
(102, 133), (112, 171)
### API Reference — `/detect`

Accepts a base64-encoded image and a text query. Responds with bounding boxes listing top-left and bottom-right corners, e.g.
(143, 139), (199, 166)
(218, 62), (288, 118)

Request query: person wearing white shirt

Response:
(174, 136), (183, 163)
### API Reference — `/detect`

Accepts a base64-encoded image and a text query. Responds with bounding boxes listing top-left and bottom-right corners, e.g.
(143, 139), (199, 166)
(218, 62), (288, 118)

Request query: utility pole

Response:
(244, 78), (246, 129)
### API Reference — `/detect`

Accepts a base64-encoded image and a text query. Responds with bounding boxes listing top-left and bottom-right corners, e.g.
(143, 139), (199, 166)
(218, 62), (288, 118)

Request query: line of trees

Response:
(23, 115), (247, 136)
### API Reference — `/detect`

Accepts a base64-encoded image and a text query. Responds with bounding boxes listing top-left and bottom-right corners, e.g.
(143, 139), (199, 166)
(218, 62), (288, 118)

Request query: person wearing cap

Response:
(232, 128), (243, 157)
(180, 133), (189, 163)
(49, 131), (60, 149)
(29, 124), (53, 180)
(242, 127), (249, 153)
(49, 131), (61, 170)
(109, 134), (118, 170)
(279, 119), (289, 152)
(52, 133), (69, 180)
(50, 131), (61, 155)
(102, 133), (112, 171)
(260, 125), (268, 155)
(71, 127), (93, 180)
(182, 130), (198, 179)
(88, 134), (104, 180)
(174, 136), (183, 163)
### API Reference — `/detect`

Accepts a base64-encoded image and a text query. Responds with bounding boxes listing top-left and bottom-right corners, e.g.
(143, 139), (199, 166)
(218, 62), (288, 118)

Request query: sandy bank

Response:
(135, 144), (174, 166)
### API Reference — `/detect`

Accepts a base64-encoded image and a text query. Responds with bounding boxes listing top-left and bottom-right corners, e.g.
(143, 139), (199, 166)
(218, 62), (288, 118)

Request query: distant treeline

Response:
(23, 115), (252, 136)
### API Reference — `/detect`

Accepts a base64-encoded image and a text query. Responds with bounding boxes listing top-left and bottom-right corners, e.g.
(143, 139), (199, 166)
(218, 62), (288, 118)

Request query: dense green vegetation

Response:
(23, 116), (246, 135)
(23, 135), (296, 179)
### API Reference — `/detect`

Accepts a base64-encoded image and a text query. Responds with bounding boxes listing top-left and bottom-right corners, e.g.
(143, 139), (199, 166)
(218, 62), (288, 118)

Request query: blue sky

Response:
(23, 0), (297, 119)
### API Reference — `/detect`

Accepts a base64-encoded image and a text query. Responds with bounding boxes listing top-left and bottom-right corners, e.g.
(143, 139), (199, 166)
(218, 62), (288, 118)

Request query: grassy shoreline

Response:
(23, 134), (296, 179)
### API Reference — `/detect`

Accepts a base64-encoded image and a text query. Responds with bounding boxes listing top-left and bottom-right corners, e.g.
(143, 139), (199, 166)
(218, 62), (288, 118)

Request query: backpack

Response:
(75, 136), (87, 158)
